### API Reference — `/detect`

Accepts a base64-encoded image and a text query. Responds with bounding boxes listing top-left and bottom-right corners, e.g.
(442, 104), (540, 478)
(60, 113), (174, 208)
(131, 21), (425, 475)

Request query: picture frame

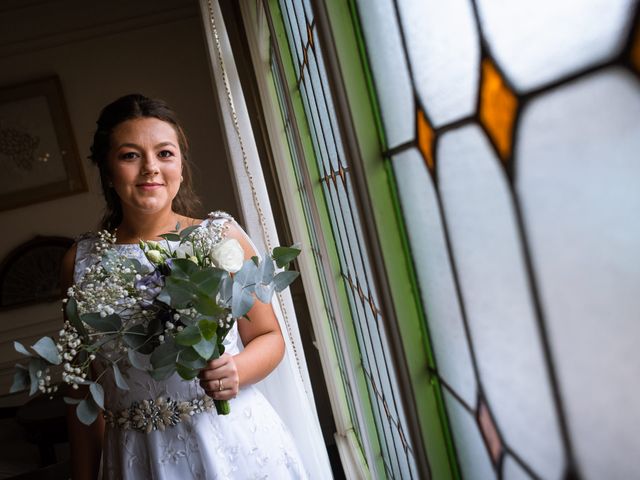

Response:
(0, 76), (87, 211)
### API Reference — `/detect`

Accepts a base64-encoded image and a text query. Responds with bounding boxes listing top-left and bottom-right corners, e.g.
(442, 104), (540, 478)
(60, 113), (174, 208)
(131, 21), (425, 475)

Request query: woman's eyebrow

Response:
(117, 141), (177, 149)
(155, 141), (178, 148)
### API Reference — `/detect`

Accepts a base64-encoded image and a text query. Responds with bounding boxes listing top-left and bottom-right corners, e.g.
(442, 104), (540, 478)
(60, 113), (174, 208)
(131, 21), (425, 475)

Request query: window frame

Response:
(236, 1), (376, 477)
(237, 0), (459, 478)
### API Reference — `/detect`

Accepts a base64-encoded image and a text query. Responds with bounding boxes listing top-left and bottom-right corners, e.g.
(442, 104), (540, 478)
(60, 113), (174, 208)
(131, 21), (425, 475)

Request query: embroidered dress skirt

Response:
(102, 385), (307, 480)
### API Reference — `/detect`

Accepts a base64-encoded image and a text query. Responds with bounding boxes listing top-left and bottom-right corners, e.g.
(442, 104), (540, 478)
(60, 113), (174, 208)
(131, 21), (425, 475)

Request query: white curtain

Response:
(198, 1), (333, 477)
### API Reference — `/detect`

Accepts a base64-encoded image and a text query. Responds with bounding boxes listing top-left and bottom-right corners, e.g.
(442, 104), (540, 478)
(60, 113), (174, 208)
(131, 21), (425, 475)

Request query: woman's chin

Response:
(123, 199), (173, 216)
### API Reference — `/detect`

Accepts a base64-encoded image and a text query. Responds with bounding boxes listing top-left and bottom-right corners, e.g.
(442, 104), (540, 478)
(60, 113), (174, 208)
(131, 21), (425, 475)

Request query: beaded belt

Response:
(103, 396), (215, 434)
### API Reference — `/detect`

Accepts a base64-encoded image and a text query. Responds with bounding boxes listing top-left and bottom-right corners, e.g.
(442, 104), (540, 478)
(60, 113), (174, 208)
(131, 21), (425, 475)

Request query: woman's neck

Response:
(115, 209), (186, 244)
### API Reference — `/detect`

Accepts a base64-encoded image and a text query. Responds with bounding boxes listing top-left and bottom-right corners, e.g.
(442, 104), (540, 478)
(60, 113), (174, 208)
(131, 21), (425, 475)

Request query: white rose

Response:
(210, 238), (244, 273)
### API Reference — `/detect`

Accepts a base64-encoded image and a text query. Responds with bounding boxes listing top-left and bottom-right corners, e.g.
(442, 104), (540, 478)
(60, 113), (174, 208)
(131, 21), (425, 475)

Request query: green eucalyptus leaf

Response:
(159, 233), (180, 242)
(65, 298), (88, 341)
(232, 282), (255, 319)
(160, 277), (197, 308)
(234, 260), (258, 292)
(175, 325), (202, 346)
(81, 313), (122, 332)
(112, 364), (130, 390)
(255, 282), (275, 304)
(251, 255), (259, 267)
(272, 245), (301, 268)
(89, 382), (105, 409)
(9, 368), (29, 393)
(198, 320), (217, 341)
(175, 363), (199, 380)
(178, 347), (202, 363)
(259, 254), (275, 284)
(273, 271), (300, 292)
(63, 397), (82, 405)
(27, 358), (45, 396)
(219, 274), (233, 306)
(150, 338), (179, 370)
(191, 267), (224, 296)
(177, 355), (207, 370)
(146, 315), (163, 336)
(13, 341), (31, 357)
(123, 257), (146, 275)
(192, 337), (214, 360)
(31, 337), (62, 365)
(127, 349), (147, 370)
(123, 324), (147, 350)
(136, 338), (157, 355)
(76, 397), (100, 426)
(150, 363), (176, 381)
(192, 292), (224, 317)
(179, 225), (201, 241)
(170, 258), (199, 278)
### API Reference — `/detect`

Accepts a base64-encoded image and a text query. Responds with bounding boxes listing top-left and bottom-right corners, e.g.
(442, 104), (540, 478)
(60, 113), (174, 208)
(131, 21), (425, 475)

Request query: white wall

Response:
(0, 0), (238, 398)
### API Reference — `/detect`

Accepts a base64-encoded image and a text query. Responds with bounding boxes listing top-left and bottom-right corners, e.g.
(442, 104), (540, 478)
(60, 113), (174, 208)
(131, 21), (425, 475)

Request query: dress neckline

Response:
(112, 217), (211, 246)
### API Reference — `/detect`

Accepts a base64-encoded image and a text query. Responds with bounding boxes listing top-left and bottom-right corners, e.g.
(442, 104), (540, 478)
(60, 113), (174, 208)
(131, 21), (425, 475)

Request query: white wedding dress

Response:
(73, 215), (311, 479)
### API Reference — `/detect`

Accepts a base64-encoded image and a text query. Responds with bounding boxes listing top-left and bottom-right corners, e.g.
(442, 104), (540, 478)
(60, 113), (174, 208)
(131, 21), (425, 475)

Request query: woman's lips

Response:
(136, 183), (164, 190)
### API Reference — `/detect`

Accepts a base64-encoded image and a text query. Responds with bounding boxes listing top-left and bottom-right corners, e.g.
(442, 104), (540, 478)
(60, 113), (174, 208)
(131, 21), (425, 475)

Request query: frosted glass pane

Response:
(314, 33), (348, 171)
(355, 0), (414, 147)
(396, 0), (479, 126)
(300, 81), (331, 175)
(280, 0), (303, 76)
(516, 68), (640, 480)
(503, 455), (532, 480)
(476, 0), (634, 91)
(392, 148), (476, 405)
(438, 125), (565, 479)
(345, 175), (381, 308)
(302, 0), (313, 20)
(325, 182), (353, 278)
(287, 0), (308, 48)
(443, 391), (495, 480)
(308, 49), (341, 172)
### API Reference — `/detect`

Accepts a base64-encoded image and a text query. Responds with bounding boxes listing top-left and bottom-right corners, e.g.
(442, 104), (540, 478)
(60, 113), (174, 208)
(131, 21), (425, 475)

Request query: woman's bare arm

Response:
(198, 223), (285, 399)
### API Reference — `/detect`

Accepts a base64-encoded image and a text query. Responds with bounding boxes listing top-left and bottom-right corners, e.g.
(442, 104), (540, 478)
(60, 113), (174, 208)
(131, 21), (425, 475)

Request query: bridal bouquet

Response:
(9, 222), (301, 425)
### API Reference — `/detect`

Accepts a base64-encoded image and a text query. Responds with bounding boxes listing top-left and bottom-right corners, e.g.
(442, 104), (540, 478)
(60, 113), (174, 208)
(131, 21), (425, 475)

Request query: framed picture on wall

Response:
(0, 76), (87, 211)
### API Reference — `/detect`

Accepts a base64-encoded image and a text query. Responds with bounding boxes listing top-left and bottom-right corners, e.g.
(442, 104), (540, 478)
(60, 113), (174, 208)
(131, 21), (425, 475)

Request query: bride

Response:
(61, 94), (332, 479)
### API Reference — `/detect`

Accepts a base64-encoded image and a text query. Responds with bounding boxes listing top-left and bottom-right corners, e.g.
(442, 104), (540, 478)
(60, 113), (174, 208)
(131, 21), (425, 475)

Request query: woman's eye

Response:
(158, 150), (175, 158)
(121, 152), (138, 160)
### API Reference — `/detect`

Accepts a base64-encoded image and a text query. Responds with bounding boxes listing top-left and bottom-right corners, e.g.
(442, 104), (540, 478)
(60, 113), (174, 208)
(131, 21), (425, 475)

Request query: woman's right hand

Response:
(197, 353), (240, 401)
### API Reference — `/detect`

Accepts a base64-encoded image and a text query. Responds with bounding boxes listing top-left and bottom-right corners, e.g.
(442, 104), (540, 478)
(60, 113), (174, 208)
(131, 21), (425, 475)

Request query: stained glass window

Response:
(353, 0), (640, 478)
(265, 0), (422, 477)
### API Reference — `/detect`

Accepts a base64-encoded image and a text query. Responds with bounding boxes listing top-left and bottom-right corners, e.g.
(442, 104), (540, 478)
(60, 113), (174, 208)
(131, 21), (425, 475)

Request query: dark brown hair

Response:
(89, 94), (201, 230)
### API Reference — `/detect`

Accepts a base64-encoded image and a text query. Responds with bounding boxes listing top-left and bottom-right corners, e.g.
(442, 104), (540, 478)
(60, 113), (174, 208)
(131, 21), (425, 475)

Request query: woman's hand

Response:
(198, 353), (240, 400)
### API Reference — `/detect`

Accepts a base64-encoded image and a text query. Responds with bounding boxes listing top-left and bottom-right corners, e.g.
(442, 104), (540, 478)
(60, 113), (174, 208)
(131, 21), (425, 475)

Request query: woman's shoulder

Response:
(205, 210), (235, 223)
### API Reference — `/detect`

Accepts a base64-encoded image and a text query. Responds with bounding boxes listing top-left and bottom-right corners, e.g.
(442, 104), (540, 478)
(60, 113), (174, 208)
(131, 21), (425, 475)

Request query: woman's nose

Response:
(141, 154), (159, 176)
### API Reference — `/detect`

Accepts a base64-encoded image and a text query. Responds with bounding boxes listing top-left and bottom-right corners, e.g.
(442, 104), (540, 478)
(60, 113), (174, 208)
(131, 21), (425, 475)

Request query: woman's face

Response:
(107, 117), (183, 217)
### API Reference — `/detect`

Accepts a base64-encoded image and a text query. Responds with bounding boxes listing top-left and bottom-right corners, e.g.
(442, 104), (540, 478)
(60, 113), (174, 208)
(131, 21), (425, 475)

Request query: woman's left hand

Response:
(198, 353), (240, 400)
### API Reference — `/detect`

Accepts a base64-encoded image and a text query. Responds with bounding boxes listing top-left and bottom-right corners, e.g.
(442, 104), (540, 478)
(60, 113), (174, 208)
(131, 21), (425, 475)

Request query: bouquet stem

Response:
(215, 399), (230, 415)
